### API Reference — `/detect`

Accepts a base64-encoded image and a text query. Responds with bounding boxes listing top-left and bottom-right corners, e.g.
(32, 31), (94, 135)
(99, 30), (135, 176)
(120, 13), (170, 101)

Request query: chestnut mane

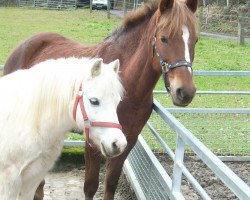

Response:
(120, 0), (197, 36)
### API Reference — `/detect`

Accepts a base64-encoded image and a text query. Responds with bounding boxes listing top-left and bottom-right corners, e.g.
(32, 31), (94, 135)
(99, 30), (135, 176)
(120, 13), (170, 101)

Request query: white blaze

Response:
(182, 25), (192, 73)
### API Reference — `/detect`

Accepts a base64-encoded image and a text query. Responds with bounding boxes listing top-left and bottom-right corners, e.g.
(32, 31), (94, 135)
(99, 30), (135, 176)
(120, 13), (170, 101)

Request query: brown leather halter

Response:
(73, 85), (123, 147)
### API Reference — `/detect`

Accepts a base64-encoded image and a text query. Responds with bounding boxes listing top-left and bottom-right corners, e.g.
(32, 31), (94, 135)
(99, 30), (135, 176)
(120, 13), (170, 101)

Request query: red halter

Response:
(73, 85), (123, 147)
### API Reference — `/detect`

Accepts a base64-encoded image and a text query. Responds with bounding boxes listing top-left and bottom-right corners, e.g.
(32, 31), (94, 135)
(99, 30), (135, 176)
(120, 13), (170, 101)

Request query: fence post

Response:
(123, 0), (127, 15)
(107, 0), (110, 19)
(205, 5), (209, 25)
(237, 9), (245, 45)
(90, 0), (93, 13)
(198, 6), (203, 35)
(172, 135), (185, 195)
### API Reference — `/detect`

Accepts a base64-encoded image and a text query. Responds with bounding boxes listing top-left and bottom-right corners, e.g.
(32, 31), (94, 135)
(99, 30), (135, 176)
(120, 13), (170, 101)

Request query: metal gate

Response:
(18, 0), (77, 9)
(124, 99), (250, 200)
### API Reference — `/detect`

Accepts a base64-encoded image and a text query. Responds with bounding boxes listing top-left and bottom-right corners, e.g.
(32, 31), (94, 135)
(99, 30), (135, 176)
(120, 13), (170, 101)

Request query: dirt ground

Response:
(43, 161), (136, 200)
(43, 155), (249, 200)
(156, 154), (250, 200)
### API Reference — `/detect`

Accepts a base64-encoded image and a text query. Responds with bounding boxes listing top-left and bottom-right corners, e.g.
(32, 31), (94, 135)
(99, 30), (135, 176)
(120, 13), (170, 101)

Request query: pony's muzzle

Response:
(100, 131), (127, 158)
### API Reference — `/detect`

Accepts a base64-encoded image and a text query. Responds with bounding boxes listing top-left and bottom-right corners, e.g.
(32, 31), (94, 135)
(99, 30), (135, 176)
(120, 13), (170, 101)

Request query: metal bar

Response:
(193, 70), (250, 76)
(165, 108), (250, 114)
(192, 156), (250, 162)
(153, 99), (250, 200)
(147, 122), (217, 199)
(171, 135), (185, 194)
(136, 135), (181, 200)
(123, 159), (147, 200)
(146, 122), (175, 160)
(195, 91), (250, 95)
(63, 140), (85, 147)
(126, 135), (176, 199)
(153, 90), (250, 95)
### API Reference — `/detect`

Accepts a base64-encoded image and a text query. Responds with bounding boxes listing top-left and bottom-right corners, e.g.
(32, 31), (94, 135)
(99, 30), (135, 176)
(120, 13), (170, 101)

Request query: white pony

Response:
(0, 57), (127, 200)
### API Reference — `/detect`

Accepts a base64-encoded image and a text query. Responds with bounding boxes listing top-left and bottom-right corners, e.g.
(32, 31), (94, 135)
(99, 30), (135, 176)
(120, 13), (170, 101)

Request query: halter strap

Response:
(73, 85), (123, 147)
(152, 30), (192, 92)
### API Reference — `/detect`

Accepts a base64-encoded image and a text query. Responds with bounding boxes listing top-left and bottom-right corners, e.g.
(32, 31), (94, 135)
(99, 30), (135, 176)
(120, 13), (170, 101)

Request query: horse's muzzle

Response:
(172, 86), (196, 107)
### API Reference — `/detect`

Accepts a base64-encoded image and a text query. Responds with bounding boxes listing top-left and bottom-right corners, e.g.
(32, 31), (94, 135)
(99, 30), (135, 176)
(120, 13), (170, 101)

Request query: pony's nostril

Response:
(112, 140), (118, 149)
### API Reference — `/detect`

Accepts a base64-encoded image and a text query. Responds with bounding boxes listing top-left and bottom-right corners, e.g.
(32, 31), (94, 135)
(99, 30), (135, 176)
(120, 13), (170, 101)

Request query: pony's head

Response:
(74, 59), (127, 158)
(153, 0), (198, 106)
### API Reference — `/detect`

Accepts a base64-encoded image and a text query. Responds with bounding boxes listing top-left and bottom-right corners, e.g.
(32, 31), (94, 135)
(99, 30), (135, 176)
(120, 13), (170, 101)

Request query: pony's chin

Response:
(100, 143), (123, 158)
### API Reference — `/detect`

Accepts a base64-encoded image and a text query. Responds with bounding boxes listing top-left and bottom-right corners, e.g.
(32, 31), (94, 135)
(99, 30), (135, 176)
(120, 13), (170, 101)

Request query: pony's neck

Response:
(100, 14), (161, 101)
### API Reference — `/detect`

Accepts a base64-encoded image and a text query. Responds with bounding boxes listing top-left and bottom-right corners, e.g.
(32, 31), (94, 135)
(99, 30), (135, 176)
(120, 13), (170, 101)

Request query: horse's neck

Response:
(100, 16), (161, 101)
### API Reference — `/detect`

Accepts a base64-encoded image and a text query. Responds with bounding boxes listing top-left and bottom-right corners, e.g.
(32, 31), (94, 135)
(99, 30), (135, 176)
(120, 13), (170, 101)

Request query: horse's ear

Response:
(159, 0), (174, 13)
(91, 59), (102, 78)
(110, 59), (120, 74)
(186, 0), (198, 13)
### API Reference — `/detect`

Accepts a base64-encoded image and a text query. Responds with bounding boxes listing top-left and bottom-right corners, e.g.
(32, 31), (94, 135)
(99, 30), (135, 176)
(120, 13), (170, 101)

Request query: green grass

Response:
(0, 7), (249, 155)
(143, 112), (250, 156)
(194, 37), (250, 71)
(0, 7), (120, 64)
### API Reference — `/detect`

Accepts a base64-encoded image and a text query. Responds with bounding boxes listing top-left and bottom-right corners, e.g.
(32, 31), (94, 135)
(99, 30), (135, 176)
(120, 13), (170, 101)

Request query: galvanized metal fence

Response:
(124, 99), (250, 200)
(124, 70), (250, 199)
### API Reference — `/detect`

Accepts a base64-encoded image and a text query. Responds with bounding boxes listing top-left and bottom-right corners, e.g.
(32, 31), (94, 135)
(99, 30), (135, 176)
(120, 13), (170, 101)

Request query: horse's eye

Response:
(161, 36), (168, 44)
(89, 98), (100, 106)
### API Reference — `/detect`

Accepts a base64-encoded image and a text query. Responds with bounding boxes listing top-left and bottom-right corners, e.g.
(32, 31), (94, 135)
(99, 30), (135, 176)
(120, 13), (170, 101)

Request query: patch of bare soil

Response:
(43, 154), (249, 200)
(156, 154), (250, 200)
(43, 161), (136, 200)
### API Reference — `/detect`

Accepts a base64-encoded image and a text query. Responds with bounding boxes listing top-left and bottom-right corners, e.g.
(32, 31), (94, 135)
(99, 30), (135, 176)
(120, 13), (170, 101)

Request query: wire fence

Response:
(112, 0), (250, 43)
(200, 0), (248, 7)
(198, 4), (250, 38)
(18, 0), (78, 9)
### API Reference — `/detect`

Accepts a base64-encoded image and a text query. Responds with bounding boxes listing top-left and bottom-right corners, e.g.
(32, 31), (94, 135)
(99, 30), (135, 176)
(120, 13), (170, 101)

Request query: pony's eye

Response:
(89, 98), (100, 106)
(161, 36), (168, 44)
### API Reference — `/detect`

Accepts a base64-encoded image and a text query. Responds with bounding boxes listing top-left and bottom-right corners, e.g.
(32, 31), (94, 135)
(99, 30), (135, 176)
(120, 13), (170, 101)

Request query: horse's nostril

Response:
(176, 88), (184, 100)
(176, 88), (193, 102)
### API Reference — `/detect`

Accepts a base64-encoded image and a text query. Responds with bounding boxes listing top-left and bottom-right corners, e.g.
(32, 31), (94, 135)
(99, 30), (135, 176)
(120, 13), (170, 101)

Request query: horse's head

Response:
(74, 59), (127, 158)
(153, 0), (198, 106)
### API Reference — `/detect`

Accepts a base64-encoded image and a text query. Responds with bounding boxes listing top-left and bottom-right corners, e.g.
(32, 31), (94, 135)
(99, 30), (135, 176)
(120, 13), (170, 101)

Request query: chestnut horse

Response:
(4, 0), (198, 199)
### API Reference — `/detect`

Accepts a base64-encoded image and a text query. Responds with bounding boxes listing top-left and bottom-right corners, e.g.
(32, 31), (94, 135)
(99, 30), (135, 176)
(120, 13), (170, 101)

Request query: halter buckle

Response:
(160, 60), (169, 73)
(84, 119), (91, 129)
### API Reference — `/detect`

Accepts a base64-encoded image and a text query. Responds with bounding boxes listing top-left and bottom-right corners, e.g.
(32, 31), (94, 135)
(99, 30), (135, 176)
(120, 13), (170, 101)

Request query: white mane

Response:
(0, 57), (124, 131)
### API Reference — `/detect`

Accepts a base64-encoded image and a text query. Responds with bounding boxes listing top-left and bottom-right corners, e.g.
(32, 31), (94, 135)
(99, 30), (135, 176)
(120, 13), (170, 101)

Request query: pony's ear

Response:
(110, 59), (120, 74)
(91, 59), (102, 78)
(186, 0), (198, 13)
(159, 0), (174, 13)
